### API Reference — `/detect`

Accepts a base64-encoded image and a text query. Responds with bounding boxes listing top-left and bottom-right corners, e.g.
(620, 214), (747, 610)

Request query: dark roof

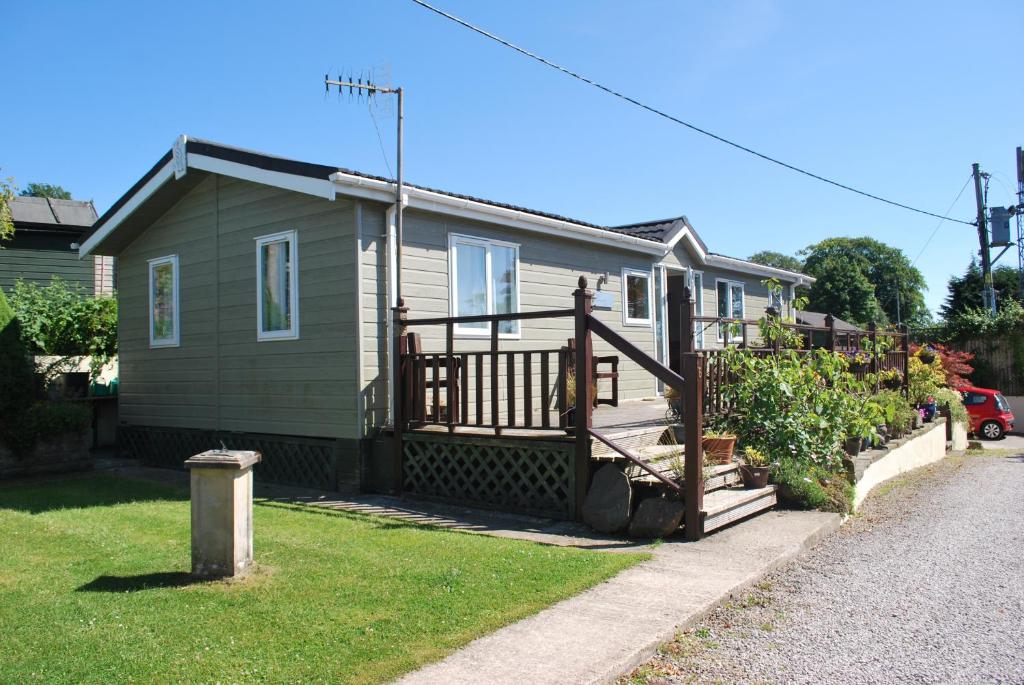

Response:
(83, 137), (803, 283)
(795, 310), (863, 332)
(8, 196), (97, 228)
(608, 217), (683, 242)
(85, 138), (620, 245)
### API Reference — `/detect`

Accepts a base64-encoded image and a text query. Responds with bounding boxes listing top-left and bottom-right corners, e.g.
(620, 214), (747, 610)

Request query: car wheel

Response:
(980, 420), (1004, 440)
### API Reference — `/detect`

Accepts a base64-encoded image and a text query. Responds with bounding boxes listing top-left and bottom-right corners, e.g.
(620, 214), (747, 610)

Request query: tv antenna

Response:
(324, 72), (405, 305)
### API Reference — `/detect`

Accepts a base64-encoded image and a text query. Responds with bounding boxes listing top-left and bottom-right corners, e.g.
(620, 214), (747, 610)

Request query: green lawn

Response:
(0, 474), (645, 684)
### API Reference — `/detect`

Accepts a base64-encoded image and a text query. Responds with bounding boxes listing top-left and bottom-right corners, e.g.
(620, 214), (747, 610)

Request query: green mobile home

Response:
(80, 136), (811, 497)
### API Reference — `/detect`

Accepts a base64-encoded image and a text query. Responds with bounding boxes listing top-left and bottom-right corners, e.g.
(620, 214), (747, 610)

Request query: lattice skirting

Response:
(402, 432), (575, 519)
(119, 425), (352, 491)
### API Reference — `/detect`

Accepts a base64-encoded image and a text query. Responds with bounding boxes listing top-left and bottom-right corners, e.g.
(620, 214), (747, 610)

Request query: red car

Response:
(960, 386), (1015, 439)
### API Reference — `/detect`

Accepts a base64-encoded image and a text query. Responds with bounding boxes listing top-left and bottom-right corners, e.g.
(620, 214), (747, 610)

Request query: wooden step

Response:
(590, 425), (674, 460)
(627, 462), (741, 493)
(702, 485), (777, 533)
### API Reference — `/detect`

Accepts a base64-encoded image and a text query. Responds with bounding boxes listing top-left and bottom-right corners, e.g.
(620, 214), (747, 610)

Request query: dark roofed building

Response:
(2, 196), (113, 295)
(795, 310), (864, 332)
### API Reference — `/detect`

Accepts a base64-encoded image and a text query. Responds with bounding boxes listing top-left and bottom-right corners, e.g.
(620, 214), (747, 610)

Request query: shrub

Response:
(773, 461), (853, 514)
(0, 289), (38, 451)
(932, 387), (969, 426)
(907, 355), (945, 405)
(8, 277), (117, 379)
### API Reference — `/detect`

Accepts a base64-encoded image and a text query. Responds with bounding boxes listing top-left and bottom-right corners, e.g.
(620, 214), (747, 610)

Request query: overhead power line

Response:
(410, 0), (976, 227)
(911, 174), (973, 266)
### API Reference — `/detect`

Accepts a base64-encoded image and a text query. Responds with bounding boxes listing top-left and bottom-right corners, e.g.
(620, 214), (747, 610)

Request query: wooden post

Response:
(900, 323), (910, 398)
(682, 352), (704, 541)
(681, 286), (696, 353)
(445, 321), (455, 432)
(391, 299), (408, 492)
(825, 314), (837, 352)
(573, 276), (594, 520)
(868, 321), (879, 393)
(771, 308), (782, 355)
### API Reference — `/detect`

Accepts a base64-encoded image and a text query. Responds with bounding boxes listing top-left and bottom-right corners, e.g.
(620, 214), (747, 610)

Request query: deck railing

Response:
(390, 280), (908, 542)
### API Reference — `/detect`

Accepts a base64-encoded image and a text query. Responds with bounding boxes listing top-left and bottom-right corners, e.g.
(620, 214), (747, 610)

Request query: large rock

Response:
(628, 496), (684, 539)
(582, 464), (632, 533)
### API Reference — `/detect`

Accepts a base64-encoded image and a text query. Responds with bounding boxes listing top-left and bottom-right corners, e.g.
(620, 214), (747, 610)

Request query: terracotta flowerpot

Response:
(739, 465), (770, 489)
(703, 436), (737, 464)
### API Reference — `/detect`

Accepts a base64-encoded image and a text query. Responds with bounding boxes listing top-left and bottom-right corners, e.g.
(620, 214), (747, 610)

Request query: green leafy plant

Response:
(932, 387), (969, 426)
(0, 170), (14, 244)
(8, 277), (117, 379)
(0, 289), (38, 451)
(741, 446), (770, 467)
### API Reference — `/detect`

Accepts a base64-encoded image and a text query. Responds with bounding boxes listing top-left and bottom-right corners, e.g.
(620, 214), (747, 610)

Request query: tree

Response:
(748, 250), (803, 273)
(804, 257), (880, 325)
(0, 170), (14, 243)
(19, 182), (71, 200)
(801, 237), (928, 326)
(939, 258), (1022, 320)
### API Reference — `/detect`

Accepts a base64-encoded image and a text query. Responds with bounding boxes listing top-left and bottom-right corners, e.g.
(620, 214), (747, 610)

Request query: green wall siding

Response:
(117, 175), (359, 440)
(0, 232), (94, 292)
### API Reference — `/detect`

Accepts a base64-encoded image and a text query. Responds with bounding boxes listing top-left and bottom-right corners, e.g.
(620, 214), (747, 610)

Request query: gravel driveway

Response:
(622, 451), (1024, 685)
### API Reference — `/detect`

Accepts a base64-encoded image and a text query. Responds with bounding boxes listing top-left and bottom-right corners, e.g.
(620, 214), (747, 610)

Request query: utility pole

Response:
(973, 162), (996, 315)
(1017, 146), (1024, 300)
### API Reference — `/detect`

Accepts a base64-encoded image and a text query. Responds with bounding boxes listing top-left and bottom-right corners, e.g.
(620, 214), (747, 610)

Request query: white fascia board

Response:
(661, 221), (708, 263)
(705, 254), (816, 285)
(329, 172), (667, 256)
(188, 154), (335, 201)
(79, 161), (175, 257)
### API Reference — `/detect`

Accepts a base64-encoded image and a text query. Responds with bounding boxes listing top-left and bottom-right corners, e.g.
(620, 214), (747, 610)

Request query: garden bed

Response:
(0, 474), (645, 684)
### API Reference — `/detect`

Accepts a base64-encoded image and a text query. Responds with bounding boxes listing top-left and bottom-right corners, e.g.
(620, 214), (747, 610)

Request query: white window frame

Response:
(148, 254), (179, 348)
(716, 278), (745, 343)
(256, 229), (299, 341)
(689, 269), (705, 349)
(622, 267), (654, 327)
(448, 233), (521, 339)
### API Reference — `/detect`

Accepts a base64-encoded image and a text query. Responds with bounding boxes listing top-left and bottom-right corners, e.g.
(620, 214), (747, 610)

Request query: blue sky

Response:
(3, 1), (1021, 316)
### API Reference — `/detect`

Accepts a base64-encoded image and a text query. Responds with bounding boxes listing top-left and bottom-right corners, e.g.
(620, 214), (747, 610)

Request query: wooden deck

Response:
(408, 398), (673, 441)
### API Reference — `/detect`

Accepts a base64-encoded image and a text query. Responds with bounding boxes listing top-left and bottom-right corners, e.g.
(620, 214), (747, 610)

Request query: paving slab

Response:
(393, 509), (841, 685)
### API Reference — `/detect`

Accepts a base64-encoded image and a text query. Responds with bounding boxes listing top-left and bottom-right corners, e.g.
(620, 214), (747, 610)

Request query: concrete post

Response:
(184, 449), (261, 578)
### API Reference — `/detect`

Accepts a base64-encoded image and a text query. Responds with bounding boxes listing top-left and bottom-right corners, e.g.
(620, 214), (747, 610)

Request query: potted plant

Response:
(563, 369), (598, 427)
(847, 350), (870, 373)
(738, 446), (770, 488)
(920, 395), (937, 422)
(703, 430), (737, 464)
(879, 369), (903, 390)
(918, 347), (936, 365)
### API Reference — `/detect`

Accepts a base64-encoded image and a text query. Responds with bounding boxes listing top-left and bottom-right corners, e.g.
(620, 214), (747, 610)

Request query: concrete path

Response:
(394, 510), (840, 685)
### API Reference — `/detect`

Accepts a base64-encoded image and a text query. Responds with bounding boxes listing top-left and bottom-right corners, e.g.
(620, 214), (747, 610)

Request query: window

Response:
(769, 289), (784, 313)
(622, 268), (652, 326)
(148, 255), (179, 347)
(963, 392), (988, 406)
(256, 230), (299, 341)
(449, 234), (520, 336)
(690, 270), (704, 348)
(716, 280), (745, 342)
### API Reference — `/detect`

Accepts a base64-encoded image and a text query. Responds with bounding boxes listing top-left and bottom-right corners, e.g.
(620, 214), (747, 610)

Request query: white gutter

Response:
(329, 171), (667, 256)
(705, 254), (815, 285)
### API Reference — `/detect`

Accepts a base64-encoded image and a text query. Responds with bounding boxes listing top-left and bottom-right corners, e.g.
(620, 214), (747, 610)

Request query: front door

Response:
(666, 273), (688, 374)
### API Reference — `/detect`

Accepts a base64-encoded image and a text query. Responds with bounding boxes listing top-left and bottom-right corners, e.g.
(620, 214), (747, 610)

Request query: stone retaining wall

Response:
(852, 419), (957, 511)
